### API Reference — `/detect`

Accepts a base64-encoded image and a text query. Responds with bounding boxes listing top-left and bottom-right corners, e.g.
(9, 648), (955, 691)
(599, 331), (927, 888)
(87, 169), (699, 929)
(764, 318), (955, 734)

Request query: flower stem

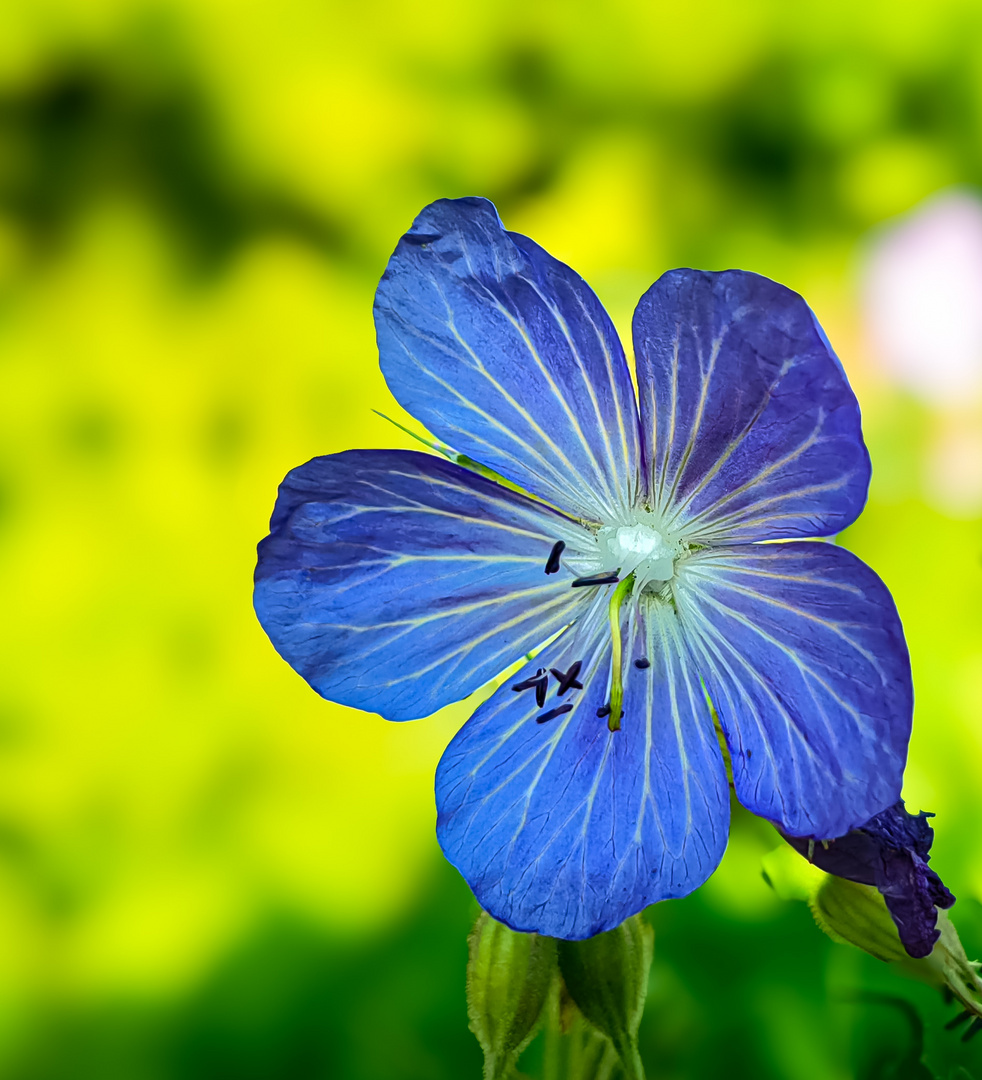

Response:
(541, 981), (563, 1080)
(613, 1036), (647, 1080)
(569, 1023), (612, 1080)
(606, 573), (635, 732)
(595, 1043), (620, 1080)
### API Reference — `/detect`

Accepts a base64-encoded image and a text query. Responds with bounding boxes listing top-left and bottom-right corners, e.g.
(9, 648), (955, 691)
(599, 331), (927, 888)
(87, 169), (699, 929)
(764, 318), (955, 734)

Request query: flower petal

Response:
(633, 269), (870, 542)
(375, 197), (643, 522)
(254, 449), (590, 720)
(435, 594), (729, 939)
(675, 543), (912, 838)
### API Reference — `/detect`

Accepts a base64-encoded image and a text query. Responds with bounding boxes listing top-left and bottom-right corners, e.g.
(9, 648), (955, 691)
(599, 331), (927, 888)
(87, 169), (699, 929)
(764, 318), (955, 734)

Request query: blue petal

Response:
(254, 449), (591, 720)
(675, 543), (912, 838)
(783, 801), (955, 958)
(435, 594), (729, 939)
(633, 270), (870, 543)
(375, 197), (643, 523)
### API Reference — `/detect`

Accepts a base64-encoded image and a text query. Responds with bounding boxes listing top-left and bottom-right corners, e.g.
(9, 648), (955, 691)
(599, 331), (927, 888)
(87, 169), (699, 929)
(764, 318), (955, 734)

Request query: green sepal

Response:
(916, 910), (982, 1025)
(466, 911), (558, 1080)
(809, 876), (910, 963)
(557, 913), (653, 1080)
(373, 410), (562, 507)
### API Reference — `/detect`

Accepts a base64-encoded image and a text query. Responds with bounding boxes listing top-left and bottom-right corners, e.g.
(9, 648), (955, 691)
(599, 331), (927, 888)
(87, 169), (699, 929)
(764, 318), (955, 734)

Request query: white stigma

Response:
(597, 520), (677, 592)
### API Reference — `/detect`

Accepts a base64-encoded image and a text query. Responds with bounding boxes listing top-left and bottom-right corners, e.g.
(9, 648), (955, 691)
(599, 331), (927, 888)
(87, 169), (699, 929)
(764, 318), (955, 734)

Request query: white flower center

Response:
(597, 519), (677, 592)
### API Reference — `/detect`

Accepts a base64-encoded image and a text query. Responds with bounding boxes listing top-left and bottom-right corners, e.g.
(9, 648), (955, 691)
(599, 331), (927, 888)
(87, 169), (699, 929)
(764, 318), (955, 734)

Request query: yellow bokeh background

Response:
(0, 1), (981, 1076)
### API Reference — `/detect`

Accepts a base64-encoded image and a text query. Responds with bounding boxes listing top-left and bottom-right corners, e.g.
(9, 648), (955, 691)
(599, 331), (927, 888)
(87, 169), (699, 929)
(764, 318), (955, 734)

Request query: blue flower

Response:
(254, 197), (913, 939)
(783, 801), (955, 958)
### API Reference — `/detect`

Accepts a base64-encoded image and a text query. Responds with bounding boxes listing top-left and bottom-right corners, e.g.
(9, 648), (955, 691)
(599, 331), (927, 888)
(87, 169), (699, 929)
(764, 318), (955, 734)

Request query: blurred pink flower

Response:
(863, 190), (982, 404)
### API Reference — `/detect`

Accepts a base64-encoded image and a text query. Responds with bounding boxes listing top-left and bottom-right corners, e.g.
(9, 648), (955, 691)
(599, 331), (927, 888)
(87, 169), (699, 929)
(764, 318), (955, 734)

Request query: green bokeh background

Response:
(1, 1), (981, 1077)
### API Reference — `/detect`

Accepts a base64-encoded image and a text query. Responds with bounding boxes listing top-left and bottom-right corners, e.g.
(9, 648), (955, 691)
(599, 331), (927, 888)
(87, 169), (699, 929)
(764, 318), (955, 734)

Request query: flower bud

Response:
(786, 859), (982, 1035)
(466, 911), (557, 1080)
(557, 913), (653, 1080)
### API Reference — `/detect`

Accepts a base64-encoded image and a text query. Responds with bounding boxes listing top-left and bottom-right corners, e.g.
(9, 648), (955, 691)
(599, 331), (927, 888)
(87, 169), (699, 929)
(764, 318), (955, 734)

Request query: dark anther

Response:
(963, 1017), (982, 1043)
(596, 705), (611, 719)
(512, 669), (549, 707)
(512, 668), (544, 692)
(536, 703), (574, 724)
(545, 540), (565, 575)
(945, 1011), (972, 1031)
(571, 570), (620, 588)
(634, 658), (650, 670)
(550, 660), (583, 696)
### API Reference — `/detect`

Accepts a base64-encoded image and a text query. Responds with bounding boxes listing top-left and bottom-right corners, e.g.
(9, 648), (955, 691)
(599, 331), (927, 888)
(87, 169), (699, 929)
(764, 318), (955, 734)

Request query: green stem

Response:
(595, 1043), (620, 1080)
(565, 1016), (583, 1080)
(571, 1025), (612, 1080)
(612, 1035), (646, 1080)
(606, 573), (635, 731)
(541, 982), (563, 1080)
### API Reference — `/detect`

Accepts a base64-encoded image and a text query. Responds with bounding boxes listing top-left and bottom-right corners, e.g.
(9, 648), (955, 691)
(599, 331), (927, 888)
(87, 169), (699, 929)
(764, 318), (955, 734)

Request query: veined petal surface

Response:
(375, 197), (643, 523)
(674, 543), (911, 838)
(254, 449), (590, 721)
(633, 269), (870, 543)
(436, 594), (729, 939)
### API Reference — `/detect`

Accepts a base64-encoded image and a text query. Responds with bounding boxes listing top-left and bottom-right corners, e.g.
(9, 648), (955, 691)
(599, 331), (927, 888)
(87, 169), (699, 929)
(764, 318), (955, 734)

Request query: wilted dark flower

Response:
(784, 801), (954, 958)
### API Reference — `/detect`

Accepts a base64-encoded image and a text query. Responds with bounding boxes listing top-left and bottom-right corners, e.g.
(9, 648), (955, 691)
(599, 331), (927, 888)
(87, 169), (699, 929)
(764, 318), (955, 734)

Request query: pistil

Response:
(606, 572), (635, 732)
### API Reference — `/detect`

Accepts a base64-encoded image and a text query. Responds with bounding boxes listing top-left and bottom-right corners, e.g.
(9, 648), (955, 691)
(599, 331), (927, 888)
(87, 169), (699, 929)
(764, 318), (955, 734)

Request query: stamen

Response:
(946, 1011), (973, 1031)
(544, 540), (565, 575)
(512, 669), (549, 708)
(571, 570), (621, 588)
(550, 660), (583, 696)
(511, 669), (545, 691)
(633, 658), (650, 670)
(596, 705), (611, 719)
(536, 703), (574, 724)
(606, 573), (635, 732)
